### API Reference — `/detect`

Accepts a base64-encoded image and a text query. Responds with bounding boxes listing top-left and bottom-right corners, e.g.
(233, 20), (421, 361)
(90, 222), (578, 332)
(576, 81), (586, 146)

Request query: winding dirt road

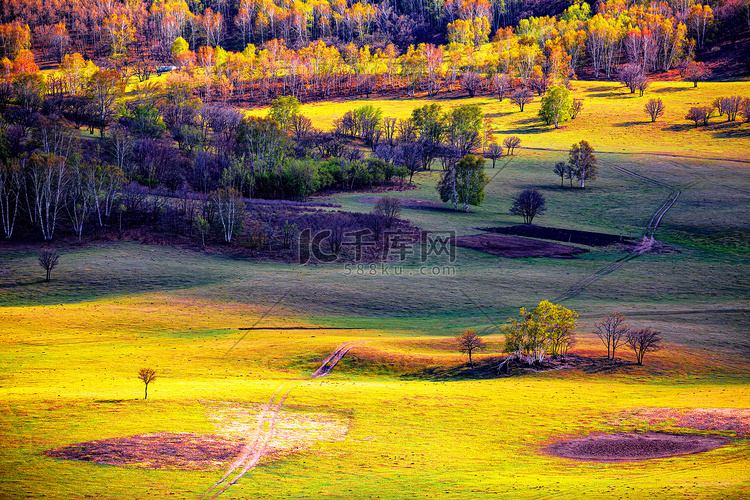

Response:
(554, 159), (681, 302)
(199, 340), (367, 499)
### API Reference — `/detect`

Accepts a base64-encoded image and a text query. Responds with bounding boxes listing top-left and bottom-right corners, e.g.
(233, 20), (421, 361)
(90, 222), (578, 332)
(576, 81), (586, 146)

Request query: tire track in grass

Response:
(554, 159), (681, 303)
(199, 340), (368, 499)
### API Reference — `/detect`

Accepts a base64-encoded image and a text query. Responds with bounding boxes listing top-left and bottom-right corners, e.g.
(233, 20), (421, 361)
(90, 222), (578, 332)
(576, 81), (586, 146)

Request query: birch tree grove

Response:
(502, 300), (578, 365)
(27, 153), (69, 241)
(0, 160), (23, 239)
(211, 187), (244, 243)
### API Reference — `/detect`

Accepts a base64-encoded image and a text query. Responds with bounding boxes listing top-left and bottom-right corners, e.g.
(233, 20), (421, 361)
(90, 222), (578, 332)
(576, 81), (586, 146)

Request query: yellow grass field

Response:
(246, 80), (750, 160)
(1, 276), (748, 499)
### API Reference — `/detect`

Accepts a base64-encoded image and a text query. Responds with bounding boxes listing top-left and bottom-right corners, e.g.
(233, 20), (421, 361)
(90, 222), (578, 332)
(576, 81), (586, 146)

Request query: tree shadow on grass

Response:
(586, 92), (630, 98)
(486, 110), (516, 119)
(402, 356), (507, 381)
(653, 86), (692, 93)
(712, 123), (750, 139)
(503, 117), (548, 135)
(612, 120), (650, 128)
(587, 85), (620, 91)
(0, 278), (46, 289)
(402, 354), (636, 381)
(662, 123), (697, 132)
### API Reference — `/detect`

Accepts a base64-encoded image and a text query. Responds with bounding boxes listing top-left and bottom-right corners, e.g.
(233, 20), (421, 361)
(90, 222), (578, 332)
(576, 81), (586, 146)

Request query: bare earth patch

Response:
(45, 433), (243, 469)
(45, 402), (349, 469)
(546, 432), (731, 462)
(203, 401), (349, 461)
(454, 233), (587, 258)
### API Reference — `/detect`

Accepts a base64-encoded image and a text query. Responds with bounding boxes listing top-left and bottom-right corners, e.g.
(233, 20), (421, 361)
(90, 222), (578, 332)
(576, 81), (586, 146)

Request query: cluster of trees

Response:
(456, 304), (665, 371)
(0, 0), (742, 115)
(6, 0), (742, 66)
(549, 139), (598, 189)
(594, 311), (662, 365)
(496, 304), (663, 369)
(686, 94), (750, 126)
(501, 300), (579, 365)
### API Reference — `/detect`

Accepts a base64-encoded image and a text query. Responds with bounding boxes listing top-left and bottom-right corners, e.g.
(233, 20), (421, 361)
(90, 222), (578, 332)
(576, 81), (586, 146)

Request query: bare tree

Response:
(618, 63), (643, 93)
(138, 368), (157, 400)
(741, 98), (750, 123)
(571, 99), (583, 119)
(460, 71), (482, 97)
(635, 75), (649, 96)
(456, 329), (486, 368)
(644, 98), (665, 122)
(553, 161), (567, 187)
(682, 61), (710, 87)
(372, 196), (401, 228)
(686, 106), (713, 127)
(594, 311), (629, 360)
(626, 328), (662, 366)
(491, 73), (510, 101)
(721, 96), (742, 122)
(0, 160), (23, 239)
(510, 189), (546, 225)
(38, 249), (59, 282)
(503, 136), (521, 155)
(290, 114), (313, 141)
(485, 143), (503, 168)
(510, 88), (534, 111)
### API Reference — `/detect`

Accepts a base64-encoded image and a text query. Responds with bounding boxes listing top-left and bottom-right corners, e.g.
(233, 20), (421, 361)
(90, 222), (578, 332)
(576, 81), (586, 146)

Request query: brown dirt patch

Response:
(454, 233), (587, 258)
(546, 432), (731, 462)
(482, 225), (636, 247)
(45, 432), (243, 469)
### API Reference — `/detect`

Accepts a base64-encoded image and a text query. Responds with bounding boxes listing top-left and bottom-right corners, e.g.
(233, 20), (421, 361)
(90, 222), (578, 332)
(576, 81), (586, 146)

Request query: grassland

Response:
(2, 81), (750, 499)
(247, 80), (750, 160)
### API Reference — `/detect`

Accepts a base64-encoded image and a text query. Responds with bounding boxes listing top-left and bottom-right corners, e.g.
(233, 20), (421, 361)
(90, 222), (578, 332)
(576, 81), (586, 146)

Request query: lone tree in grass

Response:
(138, 368), (157, 400)
(456, 329), (486, 368)
(594, 311), (629, 360)
(38, 249), (59, 282)
(644, 98), (665, 122)
(626, 328), (662, 366)
(539, 84), (573, 129)
(485, 143), (503, 168)
(372, 196), (401, 228)
(682, 61), (710, 88)
(568, 140), (597, 188)
(510, 88), (534, 112)
(510, 189), (546, 225)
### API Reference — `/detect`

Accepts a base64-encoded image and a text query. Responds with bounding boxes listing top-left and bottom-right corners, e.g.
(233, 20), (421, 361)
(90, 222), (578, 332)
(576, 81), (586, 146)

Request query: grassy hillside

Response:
(1, 86), (750, 499)
(247, 80), (750, 160)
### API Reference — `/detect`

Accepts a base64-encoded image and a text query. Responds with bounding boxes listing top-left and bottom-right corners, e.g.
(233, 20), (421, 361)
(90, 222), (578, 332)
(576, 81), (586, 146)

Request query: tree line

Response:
(1, 0), (746, 110)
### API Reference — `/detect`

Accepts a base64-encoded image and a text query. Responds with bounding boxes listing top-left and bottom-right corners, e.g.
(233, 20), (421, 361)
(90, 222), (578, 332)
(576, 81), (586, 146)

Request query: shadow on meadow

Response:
(713, 124), (750, 139)
(401, 354), (637, 381)
(662, 123), (696, 132)
(502, 117), (548, 135)
(653, 86), (692, 93)
(585, 85), (620, 92)
(613, 120), (651, 128)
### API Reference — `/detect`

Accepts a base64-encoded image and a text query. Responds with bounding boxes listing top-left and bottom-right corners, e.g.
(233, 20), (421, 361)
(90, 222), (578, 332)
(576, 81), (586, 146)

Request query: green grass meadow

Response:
(2, 86), (750, 499)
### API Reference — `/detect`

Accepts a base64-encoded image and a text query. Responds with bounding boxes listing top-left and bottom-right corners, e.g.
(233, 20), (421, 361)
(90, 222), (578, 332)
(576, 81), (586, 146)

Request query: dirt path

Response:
(554, 160), (681, 302)
(199, 341), (367, 499)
